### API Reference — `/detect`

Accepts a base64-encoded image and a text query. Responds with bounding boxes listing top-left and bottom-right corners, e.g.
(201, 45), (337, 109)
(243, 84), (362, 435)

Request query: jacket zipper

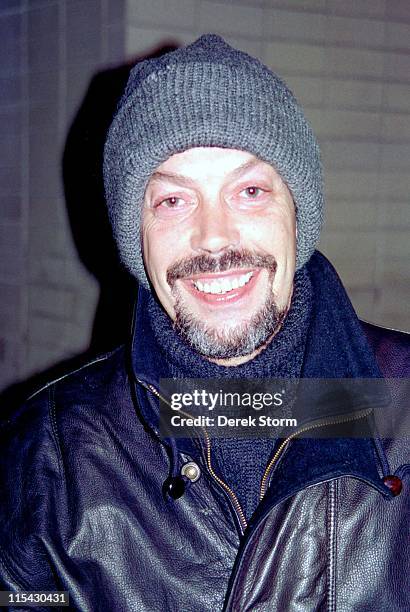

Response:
(136, 378), (248, 532)
(136, 379), (373, 533)
(201, 426), (248, 532)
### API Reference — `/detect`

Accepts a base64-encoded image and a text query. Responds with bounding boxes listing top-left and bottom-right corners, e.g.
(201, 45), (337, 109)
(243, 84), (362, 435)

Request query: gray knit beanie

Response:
(104, 34), (324, 287)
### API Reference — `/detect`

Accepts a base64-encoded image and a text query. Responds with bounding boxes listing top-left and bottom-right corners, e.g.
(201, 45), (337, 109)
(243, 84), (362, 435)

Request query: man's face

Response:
(142, 147), (296, 364)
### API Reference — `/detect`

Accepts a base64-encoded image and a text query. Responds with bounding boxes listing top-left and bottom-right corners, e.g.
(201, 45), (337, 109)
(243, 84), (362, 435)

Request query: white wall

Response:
(0, 0), (125, 391)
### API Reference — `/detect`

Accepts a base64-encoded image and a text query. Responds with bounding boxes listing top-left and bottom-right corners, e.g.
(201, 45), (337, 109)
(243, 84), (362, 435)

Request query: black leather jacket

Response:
(0, 319), (409, 611)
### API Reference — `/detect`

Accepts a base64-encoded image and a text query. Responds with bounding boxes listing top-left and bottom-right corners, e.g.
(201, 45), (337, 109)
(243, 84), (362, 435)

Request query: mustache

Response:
(166, 250), (277, 287)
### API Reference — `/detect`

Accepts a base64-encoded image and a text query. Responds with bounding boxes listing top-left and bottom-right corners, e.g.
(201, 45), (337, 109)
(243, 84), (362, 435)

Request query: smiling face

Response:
(142, 147), (297, 365)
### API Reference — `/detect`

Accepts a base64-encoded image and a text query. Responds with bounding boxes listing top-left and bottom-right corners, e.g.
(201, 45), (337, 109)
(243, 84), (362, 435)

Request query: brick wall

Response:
(0, 0), (409, 393)
(0, 0), (125, 392)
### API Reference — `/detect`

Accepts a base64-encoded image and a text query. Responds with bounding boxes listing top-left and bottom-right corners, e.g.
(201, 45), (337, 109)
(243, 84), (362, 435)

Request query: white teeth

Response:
(222, 279), (231, 292)
(193, 272), (253, 294)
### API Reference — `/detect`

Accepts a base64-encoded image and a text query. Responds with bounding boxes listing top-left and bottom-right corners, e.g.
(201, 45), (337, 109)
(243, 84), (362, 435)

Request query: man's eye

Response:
(153, 195), (195, 217)
(240, 186), (264, 198)
(158, 196), (184, 208)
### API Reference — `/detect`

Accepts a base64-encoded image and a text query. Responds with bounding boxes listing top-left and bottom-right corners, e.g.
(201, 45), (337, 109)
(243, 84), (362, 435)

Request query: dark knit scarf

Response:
(147, 267), (312, 380)
(132, 252), (382, 523)
(145, 267), (313, 521)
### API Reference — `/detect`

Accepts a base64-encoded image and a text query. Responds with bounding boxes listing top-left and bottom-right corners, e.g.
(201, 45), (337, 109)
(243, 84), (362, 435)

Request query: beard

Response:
(166, 250), (287, 360)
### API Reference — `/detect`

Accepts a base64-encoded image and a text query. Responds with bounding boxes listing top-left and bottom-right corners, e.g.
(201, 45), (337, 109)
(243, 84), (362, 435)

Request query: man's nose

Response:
(190, 200), (240, 254)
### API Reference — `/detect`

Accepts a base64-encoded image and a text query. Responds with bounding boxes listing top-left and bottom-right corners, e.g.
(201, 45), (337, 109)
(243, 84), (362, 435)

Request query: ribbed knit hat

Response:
(104, 34), (324, 287)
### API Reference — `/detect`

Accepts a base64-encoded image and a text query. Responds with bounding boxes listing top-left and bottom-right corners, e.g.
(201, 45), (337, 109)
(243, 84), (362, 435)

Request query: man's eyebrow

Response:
(149, 158), (265, 187)
(228, 158), (264, 180)
(149, 171), (196, 187)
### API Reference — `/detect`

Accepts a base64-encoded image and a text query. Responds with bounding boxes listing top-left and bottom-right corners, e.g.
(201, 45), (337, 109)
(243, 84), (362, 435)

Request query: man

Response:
(1, 35), (409, 611)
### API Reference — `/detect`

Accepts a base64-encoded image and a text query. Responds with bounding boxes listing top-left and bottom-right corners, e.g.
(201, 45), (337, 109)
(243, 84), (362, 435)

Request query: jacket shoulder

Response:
(361, 320), (410, 377)
(1, 346), (127, 429)
(31, 345), (127, 404)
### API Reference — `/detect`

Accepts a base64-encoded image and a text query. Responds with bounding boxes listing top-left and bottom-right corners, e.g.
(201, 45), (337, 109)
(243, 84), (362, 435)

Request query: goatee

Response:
(166, 250), (286, 359)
